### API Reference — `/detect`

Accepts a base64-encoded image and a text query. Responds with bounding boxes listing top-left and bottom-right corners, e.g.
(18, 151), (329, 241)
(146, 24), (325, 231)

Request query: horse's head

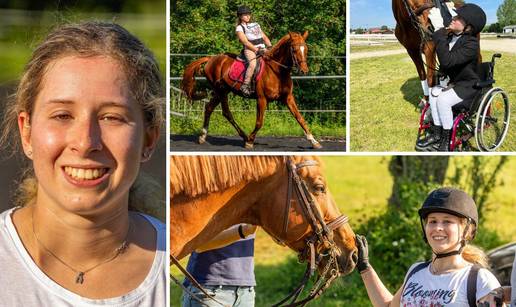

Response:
(289, 31), (309, 74)
(405, 0), (435, 37)
(260, 156), (357, 277)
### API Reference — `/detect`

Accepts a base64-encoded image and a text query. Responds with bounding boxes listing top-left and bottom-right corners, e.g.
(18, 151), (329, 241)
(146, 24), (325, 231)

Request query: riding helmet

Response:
(237, 5), (252, 16)
(418, 187), (478, 241)
(455, 3), (486, 35)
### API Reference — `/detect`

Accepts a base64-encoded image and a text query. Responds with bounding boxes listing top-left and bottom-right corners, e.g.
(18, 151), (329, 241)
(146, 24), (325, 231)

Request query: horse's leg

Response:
(245, 96), (267, 149)
(406, 47), (429, 105)
(220, 94), (248, 142)
(283, 93), (322, 149)
(423, 42), (437, 89)
(198, 95), (221, 144)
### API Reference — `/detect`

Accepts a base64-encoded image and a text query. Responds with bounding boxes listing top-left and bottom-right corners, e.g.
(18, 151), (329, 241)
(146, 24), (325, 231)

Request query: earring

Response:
(26, 150), (32, 157)
(142, 150), (151, 160)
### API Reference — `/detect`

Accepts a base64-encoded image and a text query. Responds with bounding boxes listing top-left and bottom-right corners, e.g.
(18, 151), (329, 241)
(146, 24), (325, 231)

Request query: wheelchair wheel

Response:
(474, 87), (510, 151)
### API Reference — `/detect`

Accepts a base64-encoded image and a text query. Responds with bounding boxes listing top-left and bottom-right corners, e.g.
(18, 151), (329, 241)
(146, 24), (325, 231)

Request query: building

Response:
(503, 25), (516, 34)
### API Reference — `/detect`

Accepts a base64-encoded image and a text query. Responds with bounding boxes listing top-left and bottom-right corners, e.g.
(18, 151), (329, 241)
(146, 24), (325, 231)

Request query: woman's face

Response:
(18, 55), (157, 214)
(449, 16), (466, 33)
(425, 212), (463, 253)
(240, 14), (251, 23)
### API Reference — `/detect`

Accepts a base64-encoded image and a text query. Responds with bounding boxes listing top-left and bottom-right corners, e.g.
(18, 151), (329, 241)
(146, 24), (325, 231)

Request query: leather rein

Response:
(266, 39), (307, 74)
(401, 0), (435, 42)
(170, 158), (350, 307)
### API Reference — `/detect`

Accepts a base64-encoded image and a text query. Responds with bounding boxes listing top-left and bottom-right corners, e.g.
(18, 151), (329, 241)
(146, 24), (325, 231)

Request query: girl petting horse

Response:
(415, 4), (486, 151)
(356, 187), (501, 306)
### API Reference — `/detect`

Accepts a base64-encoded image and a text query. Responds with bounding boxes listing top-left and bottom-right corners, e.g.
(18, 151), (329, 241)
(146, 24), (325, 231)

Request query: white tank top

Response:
(236, 22), (265, 48)
(400, 261), (501, 306)
(0, 208), (167, 306)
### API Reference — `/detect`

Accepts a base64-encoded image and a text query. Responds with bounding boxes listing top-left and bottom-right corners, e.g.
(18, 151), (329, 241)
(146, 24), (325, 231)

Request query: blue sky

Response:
(351, 0), (502, 28)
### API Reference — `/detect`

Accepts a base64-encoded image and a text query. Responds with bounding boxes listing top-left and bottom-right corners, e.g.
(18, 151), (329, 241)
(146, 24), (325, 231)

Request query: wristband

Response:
(238, 225), (246, 239)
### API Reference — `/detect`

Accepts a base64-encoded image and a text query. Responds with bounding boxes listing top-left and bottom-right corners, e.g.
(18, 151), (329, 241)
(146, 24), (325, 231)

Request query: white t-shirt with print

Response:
(400, 261), (501, 307)
(0, 208), (166, 307)
(235, 23), (265, 48)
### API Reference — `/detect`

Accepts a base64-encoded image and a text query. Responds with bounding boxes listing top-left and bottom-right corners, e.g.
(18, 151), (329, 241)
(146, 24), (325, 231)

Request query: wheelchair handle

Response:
(491, 53), (502, 65)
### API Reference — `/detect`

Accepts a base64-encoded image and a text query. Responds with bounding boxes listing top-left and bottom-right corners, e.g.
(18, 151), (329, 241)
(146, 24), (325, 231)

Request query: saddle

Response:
(228, 55), (265, 86)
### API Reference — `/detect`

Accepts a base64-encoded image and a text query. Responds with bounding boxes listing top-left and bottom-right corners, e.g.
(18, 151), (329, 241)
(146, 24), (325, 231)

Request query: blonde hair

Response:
(0, 21), (164, 220)
(460, 219), (489, 268)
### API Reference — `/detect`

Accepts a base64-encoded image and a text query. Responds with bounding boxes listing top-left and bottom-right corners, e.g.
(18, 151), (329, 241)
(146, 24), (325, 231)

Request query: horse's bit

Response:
(271, 158), (350, 307)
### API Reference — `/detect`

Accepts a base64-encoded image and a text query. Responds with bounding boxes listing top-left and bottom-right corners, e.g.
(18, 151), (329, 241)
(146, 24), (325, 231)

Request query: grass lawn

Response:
(350, 51), (516, 151)
(171, 156), (516, 306)
(350, 41), (403, 53)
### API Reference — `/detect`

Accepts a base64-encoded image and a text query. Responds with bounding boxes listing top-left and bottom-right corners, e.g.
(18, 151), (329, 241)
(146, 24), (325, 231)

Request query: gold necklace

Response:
(31, 209), (131, 284)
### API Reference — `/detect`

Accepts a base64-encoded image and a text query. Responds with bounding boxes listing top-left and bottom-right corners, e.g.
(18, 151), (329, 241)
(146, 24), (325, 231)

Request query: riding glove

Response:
(428, 8), (445, 31)
(355, 235), (370, 273)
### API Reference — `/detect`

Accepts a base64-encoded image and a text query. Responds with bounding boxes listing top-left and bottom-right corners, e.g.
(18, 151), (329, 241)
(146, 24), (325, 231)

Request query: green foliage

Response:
(497, 0), (516, 27)
(171, 0), (345, 132)
(485, 22), (503, 33)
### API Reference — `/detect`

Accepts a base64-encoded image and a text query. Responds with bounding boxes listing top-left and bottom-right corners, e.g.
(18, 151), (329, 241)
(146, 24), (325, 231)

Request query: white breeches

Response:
(429, 86), (463, 130)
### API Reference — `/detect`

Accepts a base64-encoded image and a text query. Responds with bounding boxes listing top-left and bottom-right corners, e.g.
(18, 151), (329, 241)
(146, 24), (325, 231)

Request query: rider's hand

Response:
(428, 7), (444, 31)
(445, 1), (457, 17)
(355, 235), (370, 273)
(256, 48), (265, 56)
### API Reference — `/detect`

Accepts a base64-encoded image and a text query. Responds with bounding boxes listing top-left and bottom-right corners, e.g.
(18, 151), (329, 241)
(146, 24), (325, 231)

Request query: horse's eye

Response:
(313, 184), (325, 194)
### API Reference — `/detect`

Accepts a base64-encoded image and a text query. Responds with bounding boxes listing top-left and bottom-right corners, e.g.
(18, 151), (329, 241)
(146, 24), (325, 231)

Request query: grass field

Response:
(171, 156), (516, 306)
(350, 41), (403, 53)
(350, 51), (516, 151)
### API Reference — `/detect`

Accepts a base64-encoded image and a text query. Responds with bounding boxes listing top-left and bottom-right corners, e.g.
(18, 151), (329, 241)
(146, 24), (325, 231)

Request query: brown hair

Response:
(0, 21), (164, 219)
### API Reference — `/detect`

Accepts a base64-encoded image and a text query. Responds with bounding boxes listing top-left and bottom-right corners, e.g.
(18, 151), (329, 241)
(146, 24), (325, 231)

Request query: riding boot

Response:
(437, 129), (452, 152)
(241, 83), (252, 97)
(415, 125), (442, 151)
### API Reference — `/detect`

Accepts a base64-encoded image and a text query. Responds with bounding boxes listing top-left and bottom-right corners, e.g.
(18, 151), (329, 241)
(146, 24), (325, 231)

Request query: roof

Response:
(503, 25), (516, 29)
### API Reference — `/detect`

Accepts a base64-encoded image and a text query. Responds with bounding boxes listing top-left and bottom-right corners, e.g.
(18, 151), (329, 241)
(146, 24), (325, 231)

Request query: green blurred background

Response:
(0, 0), (166, 212)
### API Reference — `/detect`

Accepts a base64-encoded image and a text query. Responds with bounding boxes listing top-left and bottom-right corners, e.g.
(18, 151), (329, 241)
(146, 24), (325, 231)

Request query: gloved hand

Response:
(355, 235), (370, 273)
(428, 7), (444, 31)
(445, 1), (457, 17)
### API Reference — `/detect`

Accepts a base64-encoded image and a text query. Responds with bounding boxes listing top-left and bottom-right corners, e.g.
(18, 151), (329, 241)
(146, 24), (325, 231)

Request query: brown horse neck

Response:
(267, 36), (293, 69)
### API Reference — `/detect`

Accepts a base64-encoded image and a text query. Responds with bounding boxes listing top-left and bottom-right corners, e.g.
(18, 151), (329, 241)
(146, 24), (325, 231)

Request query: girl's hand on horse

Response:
(428, 7), (445, 31)
(355, 235), (371, 273)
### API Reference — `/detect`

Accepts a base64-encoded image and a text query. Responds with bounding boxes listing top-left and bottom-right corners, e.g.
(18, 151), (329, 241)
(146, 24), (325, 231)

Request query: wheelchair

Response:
(417, 54), (510, 152)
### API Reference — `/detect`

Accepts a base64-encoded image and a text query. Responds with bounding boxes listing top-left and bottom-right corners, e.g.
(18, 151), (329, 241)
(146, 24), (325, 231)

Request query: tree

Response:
(485, 22), (503, 33)
(381, 25), (388, 31)
(497, 0), (516, 27)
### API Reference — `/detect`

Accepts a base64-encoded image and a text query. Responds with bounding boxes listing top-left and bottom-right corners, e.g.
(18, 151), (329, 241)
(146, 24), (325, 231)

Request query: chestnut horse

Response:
(181, 32), (322, 149)
(392, 0), (439, 102)
(170, 156), (357, 304)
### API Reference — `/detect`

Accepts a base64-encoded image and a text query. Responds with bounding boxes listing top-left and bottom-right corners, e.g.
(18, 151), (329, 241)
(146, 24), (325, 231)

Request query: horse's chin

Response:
(337, 255), (356, 276)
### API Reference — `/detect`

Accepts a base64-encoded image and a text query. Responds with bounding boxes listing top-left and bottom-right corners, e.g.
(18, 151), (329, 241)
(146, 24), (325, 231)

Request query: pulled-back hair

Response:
(0, 21), (164, 219)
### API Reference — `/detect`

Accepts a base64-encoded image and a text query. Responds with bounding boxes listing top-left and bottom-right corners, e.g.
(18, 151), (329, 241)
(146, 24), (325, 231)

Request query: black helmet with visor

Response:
(454, 3), (487, 35)
(237, 5), (252, 16)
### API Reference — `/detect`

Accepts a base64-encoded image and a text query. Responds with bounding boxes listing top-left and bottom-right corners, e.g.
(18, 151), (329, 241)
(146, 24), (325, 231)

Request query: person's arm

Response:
(432, 29), (479, 69)
(236, 31), (259, 52)
(356, 235), (403, 307)
(262, 31), (272, 48)
(195, 224), (257, 253)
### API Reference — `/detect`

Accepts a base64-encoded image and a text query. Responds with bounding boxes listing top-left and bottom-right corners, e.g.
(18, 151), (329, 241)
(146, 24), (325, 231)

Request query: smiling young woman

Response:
(0, 22), (166, 306)
(355, 187), (502, 307)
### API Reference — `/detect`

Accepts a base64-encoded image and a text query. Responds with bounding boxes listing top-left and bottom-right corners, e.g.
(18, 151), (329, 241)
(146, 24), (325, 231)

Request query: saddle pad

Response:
(228, 58), (265, 83)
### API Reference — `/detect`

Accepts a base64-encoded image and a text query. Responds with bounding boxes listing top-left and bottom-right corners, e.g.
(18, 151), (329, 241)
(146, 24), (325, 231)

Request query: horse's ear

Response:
(302, 31), (309, 40)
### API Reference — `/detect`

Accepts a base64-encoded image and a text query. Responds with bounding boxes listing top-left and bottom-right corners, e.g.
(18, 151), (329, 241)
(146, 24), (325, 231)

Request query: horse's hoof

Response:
(244, 142), (254, 149)
(312, 141), (322, 149)
(198, 135), (206, 144)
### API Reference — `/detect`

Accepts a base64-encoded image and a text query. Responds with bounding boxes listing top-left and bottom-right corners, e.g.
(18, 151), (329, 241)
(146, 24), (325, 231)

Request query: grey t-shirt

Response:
(0, 208), (166, 306)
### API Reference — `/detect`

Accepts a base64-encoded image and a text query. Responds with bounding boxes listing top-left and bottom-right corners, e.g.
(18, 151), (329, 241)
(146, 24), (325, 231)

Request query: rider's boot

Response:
(415, 125), (442, 151)
(437, 129), (452, 152)
(241, 83), (252, 97)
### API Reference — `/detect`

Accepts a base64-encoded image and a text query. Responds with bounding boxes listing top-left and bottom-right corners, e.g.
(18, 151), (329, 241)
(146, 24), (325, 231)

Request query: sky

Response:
(350, 0), (502, 29)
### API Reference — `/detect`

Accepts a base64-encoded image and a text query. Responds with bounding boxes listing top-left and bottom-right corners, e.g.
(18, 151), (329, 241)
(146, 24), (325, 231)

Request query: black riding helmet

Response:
(237, 5), (252, 16)
(455, 3), (486, 35)
(418, 187), (478, 258)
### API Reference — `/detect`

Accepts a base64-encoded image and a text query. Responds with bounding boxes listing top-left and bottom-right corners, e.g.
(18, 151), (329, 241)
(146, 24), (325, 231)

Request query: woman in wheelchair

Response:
(416, 4), (487, 151)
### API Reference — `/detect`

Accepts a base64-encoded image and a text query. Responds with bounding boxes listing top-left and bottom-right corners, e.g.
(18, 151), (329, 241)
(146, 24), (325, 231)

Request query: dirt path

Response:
(351, 38), (516, 60)
(171, 135), (346, 152)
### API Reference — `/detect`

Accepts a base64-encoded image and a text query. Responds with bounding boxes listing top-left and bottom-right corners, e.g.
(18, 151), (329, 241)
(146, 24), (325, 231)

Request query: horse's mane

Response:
(170, 156), (285, 197)
(268, 32), (302, 59)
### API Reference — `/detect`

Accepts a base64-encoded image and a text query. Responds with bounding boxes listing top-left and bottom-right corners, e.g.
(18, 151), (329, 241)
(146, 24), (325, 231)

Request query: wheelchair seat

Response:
(452, 62), (494, 115)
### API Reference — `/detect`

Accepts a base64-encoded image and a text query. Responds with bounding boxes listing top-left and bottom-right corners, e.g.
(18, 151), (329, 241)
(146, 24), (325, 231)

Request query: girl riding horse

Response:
(235, 5), (272, 96)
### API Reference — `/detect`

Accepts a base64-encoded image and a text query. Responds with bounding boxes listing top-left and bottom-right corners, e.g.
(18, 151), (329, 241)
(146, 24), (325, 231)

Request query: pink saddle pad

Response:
(228, 58), (264, 83)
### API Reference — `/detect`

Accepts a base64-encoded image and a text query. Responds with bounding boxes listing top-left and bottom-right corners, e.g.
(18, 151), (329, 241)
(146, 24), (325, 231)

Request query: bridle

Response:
(270, 157), (349, 307)
(266, 35), (308, 74)
(170, 157), (351, 307)
(401, 0), (435, 42)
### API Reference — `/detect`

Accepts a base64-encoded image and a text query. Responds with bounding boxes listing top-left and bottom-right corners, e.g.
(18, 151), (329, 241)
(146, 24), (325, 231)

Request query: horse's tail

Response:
(181, 57), (211, 101)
